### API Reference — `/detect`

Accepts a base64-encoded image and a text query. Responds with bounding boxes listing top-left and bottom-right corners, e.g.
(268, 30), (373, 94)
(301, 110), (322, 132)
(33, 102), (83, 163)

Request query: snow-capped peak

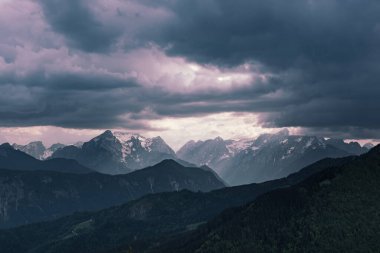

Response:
(113, 131), (144, 144)
(214, 136), (224, 142)
(12, 141), (65, 160)
(112, 131), (154, 152)
(226, 139), (255, 155)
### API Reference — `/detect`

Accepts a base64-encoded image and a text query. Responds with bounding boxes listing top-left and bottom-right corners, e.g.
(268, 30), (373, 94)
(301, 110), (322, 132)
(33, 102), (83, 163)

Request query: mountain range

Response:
(8, 129), (373, 186)
(50, 130), (178, 174)
(12, 142), (66, 160)
(0, 148), (359, 252)
(0, 143), (92, 174)
(151, 144), (380, 253)
(0, 159), (224, 229)
(177, 129), (371, 185)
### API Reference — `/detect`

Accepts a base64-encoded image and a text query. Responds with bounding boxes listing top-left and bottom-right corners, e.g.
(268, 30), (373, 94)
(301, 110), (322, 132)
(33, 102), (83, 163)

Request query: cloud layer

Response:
(0, 0), (379, 140)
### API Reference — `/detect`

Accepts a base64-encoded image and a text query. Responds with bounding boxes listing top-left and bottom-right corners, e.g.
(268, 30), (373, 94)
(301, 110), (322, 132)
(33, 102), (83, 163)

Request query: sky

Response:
(0, 0), (379, 150)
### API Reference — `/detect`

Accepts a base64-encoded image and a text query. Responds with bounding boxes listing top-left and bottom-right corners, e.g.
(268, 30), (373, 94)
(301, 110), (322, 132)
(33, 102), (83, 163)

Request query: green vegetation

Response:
(151, 146), (380, 253)
(0, 159), (225, 228)
(61, 219), (94, 240)
(0, 147), (377, 253)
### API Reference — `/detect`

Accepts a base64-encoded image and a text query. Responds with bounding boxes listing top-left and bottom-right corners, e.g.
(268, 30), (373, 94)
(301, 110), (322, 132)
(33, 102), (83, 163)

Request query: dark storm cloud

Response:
(0, 65), (275, 130)
(143, 0), (380, 137)
(299, 127), (380, 141)
(38, 0), (120, 52)
(1, 0), (380, 139)
(0, 70), (146, 129)
(153, 0), (379, 67)
(0, 71), (138, 91)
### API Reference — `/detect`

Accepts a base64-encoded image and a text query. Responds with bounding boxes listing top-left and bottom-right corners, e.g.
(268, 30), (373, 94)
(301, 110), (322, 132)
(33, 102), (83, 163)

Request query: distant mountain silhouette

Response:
(0, 143), (92, 174)
(12, 142), (66, 160)
(0, 159), (224, 228)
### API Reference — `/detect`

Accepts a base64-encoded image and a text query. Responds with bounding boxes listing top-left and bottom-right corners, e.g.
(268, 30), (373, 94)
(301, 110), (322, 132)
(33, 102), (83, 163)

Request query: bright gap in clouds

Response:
(145, 112), (301, 150)
(0, 113), (299, 151)
(0, 127), (103, 147)
(7, 113), (376, 152)
(95, 47), (266, 93)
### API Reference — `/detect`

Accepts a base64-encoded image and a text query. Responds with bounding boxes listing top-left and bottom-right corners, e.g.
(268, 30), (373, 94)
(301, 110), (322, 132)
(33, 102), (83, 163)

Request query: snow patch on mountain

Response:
(12, 142), (65, 160)
(177, 129), (370, 185)
(50, 130), (176, 174)
(226, 139), (254, 155)
(42, 150), (53, 160)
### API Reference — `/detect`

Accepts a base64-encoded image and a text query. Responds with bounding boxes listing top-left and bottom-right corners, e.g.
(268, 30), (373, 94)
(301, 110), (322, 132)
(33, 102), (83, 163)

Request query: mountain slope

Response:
(51, 130), (177, 174)
(223, 135), (350, 185)
(177, 130), (368, 185)
(0, 143), (92, 174)
(0, 154), (356, 252)
(0, 159), (224, 229)
(12, 142), (65, 160)
(177, 137), (231, 170)
(153, 145), (380, 253)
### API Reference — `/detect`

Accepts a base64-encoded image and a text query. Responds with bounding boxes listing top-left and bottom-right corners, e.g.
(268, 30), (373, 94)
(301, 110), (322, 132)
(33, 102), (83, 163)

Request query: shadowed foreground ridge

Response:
(151, 145), (380, 253)
(0, 150), (360, 253)
(0, 143), (92, 174)
(0, 159), (224, 228)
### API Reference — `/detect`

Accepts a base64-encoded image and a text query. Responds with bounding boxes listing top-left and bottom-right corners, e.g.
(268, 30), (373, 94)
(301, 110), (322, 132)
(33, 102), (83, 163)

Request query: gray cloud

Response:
(0, 0), (379, 140)
(0, 68), (145, 129)
(146, 0), (380, 137)
(38, 0), (121, 52)
(153, 0), (379, 67)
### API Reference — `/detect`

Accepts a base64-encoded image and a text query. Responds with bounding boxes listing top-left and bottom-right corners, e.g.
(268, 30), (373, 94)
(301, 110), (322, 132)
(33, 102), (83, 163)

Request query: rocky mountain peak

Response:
(0, 143), (13, 149)
(364, 142), (375, 150)
(51, 130), (177, 173)
(155, 159), (180, 167)
(93, 130), (117, 142)
(276, 128), (290, 137)
(214, 136), (224, 142)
